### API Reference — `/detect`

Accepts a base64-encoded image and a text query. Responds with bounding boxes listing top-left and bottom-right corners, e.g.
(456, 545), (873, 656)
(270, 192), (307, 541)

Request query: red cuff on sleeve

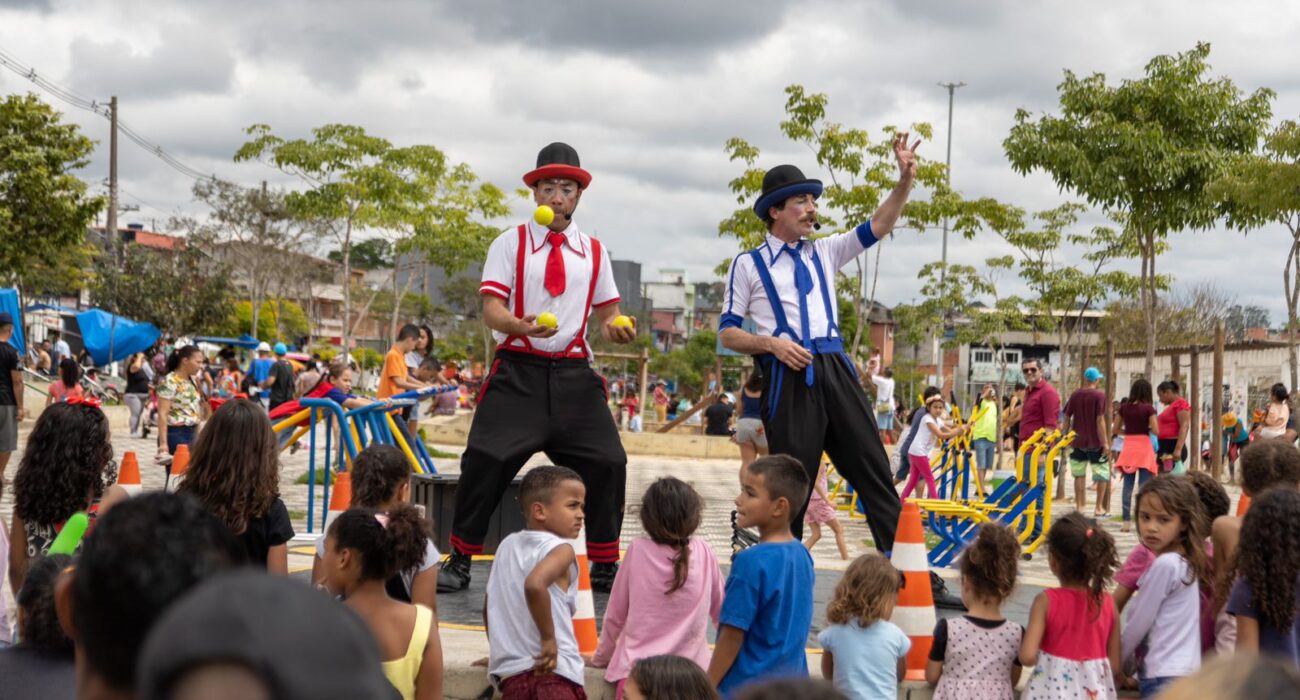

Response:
(593, 296), (621, 308)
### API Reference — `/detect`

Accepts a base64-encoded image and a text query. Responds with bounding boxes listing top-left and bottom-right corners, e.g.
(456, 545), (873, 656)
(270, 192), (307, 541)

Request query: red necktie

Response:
(545, 232), (567, 297)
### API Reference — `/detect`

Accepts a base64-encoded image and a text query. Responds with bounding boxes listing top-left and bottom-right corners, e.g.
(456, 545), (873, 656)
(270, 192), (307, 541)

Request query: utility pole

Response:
(107, 96), (120, 369)
(935, 81), (965, 397)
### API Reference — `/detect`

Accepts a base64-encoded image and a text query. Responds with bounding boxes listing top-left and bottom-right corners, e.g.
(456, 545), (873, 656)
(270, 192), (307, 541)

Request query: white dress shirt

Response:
(720, 222), (878, 340)
(479, 220), (620, 357)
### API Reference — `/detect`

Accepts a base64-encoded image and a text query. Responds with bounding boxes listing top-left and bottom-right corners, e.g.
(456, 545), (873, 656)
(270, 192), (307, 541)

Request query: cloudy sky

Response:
(2, 0), (1298, 321)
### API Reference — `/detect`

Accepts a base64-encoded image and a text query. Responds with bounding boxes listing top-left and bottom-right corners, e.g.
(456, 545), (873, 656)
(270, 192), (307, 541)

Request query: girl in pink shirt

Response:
(591, 477), (724, 698)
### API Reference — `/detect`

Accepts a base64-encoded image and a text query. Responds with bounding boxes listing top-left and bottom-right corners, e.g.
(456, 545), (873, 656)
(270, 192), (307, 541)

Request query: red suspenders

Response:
(498, 224), (603, 360)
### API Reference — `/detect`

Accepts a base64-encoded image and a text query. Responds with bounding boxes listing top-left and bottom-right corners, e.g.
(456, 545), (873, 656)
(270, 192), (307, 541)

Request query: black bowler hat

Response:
(753, 164), (823, 219)
(523, 142), (593, 189)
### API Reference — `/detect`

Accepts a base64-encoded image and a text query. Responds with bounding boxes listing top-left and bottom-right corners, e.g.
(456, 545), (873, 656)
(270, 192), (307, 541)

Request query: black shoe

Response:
(930, 571), (967, 611)
(590, 561), (618, 593)
(436, 551), (472, 593)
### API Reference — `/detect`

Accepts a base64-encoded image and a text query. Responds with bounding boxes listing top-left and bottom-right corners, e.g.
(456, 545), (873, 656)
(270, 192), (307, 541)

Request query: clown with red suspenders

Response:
(438, 142), (637, 594)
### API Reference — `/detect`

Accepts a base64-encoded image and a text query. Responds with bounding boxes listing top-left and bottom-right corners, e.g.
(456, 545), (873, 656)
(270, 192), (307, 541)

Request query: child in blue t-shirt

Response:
(708, 454), (815, 697)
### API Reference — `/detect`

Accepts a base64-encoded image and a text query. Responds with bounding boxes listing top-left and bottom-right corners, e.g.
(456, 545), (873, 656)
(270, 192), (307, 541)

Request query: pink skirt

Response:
(1116, 434), (1157, 475)
(805, 489), (838, 524)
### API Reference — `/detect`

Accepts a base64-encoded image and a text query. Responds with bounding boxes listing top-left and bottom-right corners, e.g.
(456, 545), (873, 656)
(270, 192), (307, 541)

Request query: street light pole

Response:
(935, 81), (965, 398)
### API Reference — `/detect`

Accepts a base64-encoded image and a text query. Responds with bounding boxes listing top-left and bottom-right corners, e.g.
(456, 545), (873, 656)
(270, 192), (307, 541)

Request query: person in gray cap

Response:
(138, 571), (402, 700)
(0, 311), (23, 496)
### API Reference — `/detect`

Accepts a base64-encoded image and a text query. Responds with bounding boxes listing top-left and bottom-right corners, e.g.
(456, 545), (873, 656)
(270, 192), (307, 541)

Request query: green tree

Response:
(328, 238), (393, 270)
(1212, 119), (1300, 388)
(1004, 43), (1273, 379)
(237, 125), (506, 351)
(0, 94), (104, 294)
(90, 236), (234, 337)
(894, 259), (1043, 467)
(222, 300), (311, 343)
(996, 204), (1141, 392)
(176, 180), (325, 340)
(720, 84), (1020, 357)
(650, 330), (722, 396)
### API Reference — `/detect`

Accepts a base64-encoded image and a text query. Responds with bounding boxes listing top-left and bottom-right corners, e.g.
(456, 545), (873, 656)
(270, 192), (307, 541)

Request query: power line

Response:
(0, 45), (232, 187)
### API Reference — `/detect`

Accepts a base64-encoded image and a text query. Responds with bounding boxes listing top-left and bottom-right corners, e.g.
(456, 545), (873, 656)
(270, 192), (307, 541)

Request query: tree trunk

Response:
(1141, 229), (1156, 380)
(341, 216), (354, 351)
(250, 287), (262, 338)
(389, 264), (401, 341)
(849, 257), (866, 358)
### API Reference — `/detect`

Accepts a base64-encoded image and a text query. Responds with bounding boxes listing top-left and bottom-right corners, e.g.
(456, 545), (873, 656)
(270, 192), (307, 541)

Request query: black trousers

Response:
(761, 353), (900, 551)
(449, 351), (627, 563)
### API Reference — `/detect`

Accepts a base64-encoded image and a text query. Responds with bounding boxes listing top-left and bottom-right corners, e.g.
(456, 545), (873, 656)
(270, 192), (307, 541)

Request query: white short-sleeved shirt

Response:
(487, 530), (583, 687)
(909, 413), (940, 457)
(479, 220), (620, 357)
(720, 223), (877, 339)
(871, 375), (895, 407)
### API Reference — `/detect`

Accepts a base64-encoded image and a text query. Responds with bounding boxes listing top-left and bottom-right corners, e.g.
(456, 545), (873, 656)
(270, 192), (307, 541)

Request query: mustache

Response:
(804, 216), (821, 231)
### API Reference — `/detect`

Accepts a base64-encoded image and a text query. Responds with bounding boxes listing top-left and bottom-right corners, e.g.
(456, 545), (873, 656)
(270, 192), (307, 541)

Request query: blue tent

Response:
(193, 334), (261, 350)
(0, 289), (24, 355)
(76, 308), (160, 365)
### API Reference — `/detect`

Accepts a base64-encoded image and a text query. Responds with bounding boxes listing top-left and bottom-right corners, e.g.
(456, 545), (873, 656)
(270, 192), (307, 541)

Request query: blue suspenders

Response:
(749, 243), (857, 419)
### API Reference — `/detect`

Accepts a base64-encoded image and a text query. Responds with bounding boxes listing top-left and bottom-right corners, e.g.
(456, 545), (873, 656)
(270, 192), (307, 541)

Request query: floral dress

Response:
(1022, 588), (1118, 700)
(157, 372), (201, 427)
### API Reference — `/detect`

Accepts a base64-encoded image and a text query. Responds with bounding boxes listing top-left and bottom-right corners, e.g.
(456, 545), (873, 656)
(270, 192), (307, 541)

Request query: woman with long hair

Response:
(179, 398), (293, 572)
(45, 358), (83, 406)
(155, 345), (204, 458)
(733, 371), (769, 469)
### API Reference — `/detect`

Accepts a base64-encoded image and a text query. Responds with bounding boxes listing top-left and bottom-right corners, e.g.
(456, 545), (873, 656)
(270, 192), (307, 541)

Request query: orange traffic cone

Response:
(165, 444), (191, 492)
(569, 526), (598, 655)
(325, 471), (352, 531)
(117, 451), (141, 496)
(889, 501), (935, 681)
(1237, 493), (1251, 517)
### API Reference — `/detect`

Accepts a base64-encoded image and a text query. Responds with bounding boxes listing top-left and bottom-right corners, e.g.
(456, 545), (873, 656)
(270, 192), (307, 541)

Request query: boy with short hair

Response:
(709, 454), (815, 696)
(486, 466), (588, 699)
(379, 324), (430, 401)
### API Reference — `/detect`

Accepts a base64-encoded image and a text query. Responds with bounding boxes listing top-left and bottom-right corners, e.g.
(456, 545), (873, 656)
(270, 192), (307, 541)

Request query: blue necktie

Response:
(784, 242), (815, 385)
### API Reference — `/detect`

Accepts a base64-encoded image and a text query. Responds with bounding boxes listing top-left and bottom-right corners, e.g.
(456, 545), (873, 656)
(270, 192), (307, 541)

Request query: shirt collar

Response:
(528, 220), (585, 257)
(763, 235), (808, 264)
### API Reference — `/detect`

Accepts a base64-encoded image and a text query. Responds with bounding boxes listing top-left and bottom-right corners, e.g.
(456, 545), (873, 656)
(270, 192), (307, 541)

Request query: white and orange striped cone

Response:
(888, 501), (936, 681)
(568, 526), (598, 655)
(117, 451), (141, 496)
(1237, 493), (1252, 517)
(325, 471), (352, 532)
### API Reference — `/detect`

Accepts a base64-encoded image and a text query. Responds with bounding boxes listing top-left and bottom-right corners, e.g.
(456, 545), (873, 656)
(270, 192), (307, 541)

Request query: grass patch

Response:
(426, 445), (457, 459)
(295, 468), (336, 486)
(287, 510), (307, 521)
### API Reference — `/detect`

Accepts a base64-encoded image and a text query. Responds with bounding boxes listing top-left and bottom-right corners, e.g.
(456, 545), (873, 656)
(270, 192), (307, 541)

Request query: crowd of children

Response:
(10, 335), (1300, 700)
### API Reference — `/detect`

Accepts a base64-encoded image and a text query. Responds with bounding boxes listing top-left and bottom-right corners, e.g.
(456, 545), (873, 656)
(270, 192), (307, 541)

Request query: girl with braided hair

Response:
(591, 477), (724, 697)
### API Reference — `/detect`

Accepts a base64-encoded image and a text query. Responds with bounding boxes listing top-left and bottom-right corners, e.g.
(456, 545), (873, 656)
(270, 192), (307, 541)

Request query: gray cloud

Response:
(4, 0), (1298, 323)
(66, 25), (235, 100)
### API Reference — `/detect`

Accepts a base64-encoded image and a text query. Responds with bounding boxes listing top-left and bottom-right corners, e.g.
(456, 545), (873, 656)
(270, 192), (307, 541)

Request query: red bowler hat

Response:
(523, 142), (592, 189)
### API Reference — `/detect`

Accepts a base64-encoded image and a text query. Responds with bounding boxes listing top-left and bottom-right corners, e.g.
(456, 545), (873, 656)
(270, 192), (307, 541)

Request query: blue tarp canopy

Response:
(1, 289), (24, 356)
(76, 308), (160, 365)
(193, 334), (261, 349)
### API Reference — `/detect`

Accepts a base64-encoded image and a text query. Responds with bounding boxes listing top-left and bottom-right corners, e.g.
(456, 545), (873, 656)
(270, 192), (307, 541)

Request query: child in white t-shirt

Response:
(486, 466), (587, 698)
(902, 395), (970, 501)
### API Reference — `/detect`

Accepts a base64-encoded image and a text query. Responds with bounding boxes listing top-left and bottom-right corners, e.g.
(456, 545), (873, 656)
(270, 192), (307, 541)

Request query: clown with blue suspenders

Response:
(719, 133), (921, 553)
(437, 142), (638, 594)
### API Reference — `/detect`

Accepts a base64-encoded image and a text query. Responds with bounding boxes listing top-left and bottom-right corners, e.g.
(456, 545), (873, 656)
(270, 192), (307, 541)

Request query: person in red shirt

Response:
(1156, 380), (1192, 472)
(1017, 358), (1060, 541)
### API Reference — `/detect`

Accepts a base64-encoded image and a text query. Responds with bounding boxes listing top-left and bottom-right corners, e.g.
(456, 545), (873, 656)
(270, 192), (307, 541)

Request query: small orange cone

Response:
(171, 444), (190, 476)
(117, 451), (141, 496)
(325, 471), (352, 531)
(1237, 493), (1251, 517)
(568, 526), (598, 655)
(888, 501), (935, 681)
